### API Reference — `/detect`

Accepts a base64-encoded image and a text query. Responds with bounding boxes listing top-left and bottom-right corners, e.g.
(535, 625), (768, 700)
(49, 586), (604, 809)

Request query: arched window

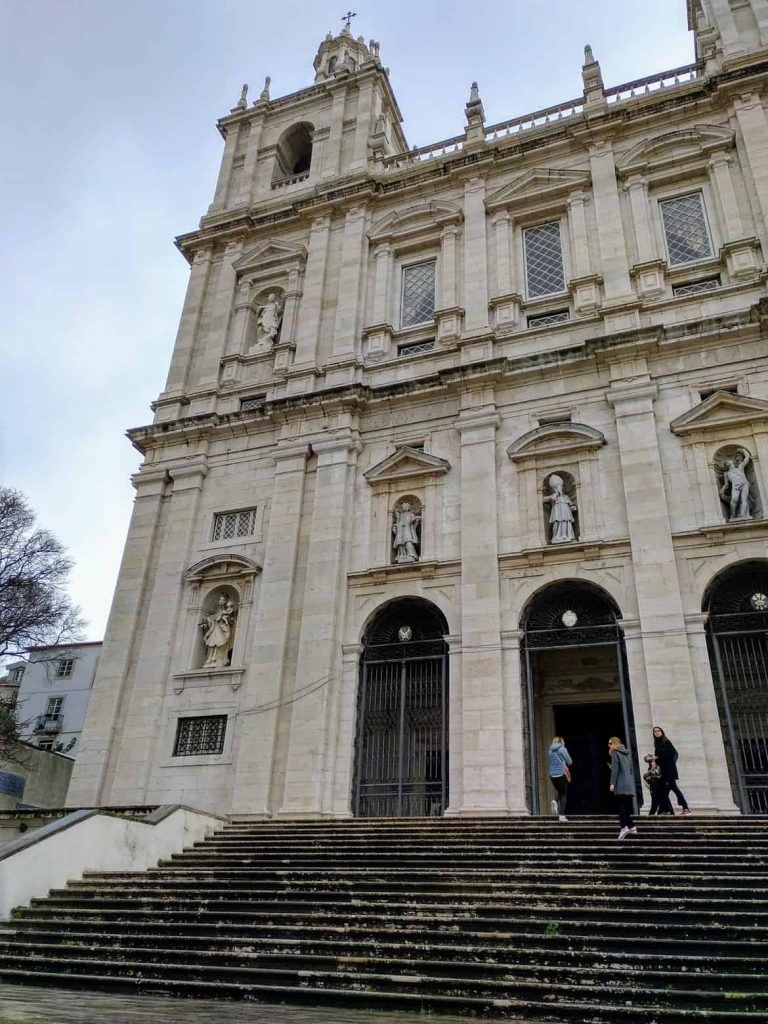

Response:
(272, 122), (314, 185)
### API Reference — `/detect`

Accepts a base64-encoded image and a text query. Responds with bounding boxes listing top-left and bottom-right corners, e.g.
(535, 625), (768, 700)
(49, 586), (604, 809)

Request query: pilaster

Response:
(293, 214), (332, 369)
(209, 123), (240, 213)
(162, 249), (213, 401)
(331, 204), (369, 360)
(462, 177), (490, 334)
(588, 142), (634, 305)
(733, 93), (768, 251)
(195, 239), (243, 392)
(501, 629), (530, 814)
(322, 85), (348, 179)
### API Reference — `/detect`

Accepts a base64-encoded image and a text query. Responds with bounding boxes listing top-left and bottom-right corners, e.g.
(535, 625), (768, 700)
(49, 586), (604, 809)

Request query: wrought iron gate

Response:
(354, 640), (448, 818)
(707, 566), (768, 814)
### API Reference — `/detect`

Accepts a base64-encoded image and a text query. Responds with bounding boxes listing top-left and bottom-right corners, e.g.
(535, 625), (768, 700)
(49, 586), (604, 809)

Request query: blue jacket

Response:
(548, 742), (572, 778)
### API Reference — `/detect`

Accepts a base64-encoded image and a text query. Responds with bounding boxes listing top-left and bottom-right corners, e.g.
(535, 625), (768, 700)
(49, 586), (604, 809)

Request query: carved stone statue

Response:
(719, 448), (752, 521)
(256, 293), (284, 346)
(200, 593), (237, 668)
(544, 474), (577, 543)
(392, 501), (421, 563)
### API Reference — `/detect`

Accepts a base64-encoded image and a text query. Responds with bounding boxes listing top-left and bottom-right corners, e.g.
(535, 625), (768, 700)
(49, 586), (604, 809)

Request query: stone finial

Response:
(369, 39), (380, 58)
(259, 76), (271, 102)
(234, 83), (248, 111)
(464, 81), (485, 145)
(582, 43), (605, 106)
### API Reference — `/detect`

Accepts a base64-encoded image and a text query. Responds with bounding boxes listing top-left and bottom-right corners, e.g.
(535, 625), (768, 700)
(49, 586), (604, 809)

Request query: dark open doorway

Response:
(554, 701), (625, 815)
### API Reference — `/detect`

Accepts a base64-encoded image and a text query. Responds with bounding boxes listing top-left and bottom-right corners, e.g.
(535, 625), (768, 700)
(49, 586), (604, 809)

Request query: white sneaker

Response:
(551, 799), (559, 816)
(558, 815), (568, 822)
(627, 827), (638, 835)
(618, 826), (630, 840)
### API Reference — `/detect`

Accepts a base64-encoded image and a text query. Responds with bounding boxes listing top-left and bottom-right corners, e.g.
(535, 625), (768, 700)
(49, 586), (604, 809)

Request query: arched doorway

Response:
(705, 560), (768, 814)
(521, 582), (638, 815)
(353, 597), (449, 818)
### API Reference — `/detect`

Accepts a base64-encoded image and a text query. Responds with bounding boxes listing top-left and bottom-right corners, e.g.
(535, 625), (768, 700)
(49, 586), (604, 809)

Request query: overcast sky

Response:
(0, 1), (694, 640)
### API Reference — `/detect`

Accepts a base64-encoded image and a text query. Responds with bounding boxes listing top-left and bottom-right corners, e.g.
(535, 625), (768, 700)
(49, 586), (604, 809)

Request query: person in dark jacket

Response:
(548, 736), (573, 822)
(609, 736), (637, 839)
(643, 754), (673, 815)
(653, 726), (691, 815)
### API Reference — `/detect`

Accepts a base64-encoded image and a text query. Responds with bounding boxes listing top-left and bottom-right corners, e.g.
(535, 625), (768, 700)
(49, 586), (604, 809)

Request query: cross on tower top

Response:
(341, 10), (357, 28)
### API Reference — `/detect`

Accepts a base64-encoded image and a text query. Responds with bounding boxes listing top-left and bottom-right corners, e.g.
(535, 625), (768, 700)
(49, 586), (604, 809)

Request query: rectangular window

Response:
(660, 192), (713, 266)
(46, 696), (64, 716)
(527, 309), (570, 329)
(524, 221), (566, 298)
(672, 276), (721, 297)
(56, 659), (74, 679)
(240, 395), (266, 413)
(212, 508), (257, 543)
(398, 340), (435, 357)
(37, 740), (54, 751)
(9, 667), (24, 682)
(173, 715), (227, 757)
(400, 260), (436, 328)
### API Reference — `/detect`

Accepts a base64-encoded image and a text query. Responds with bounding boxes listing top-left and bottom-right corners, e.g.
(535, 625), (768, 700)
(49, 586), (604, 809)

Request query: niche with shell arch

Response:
(542, 470), (579, 544)
(714, 444), (763, 523)
(272, 122), (314, 184)
(391, 494), (423, 564)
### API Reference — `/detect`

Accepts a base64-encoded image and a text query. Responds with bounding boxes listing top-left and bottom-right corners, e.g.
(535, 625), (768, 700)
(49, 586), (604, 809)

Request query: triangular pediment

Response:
(365, 446), (451, 484)
(233, 238), (307, 274)
(487, 168), (591, 211)
(670, 391), (768, 436)
(507, 422), (605, 462)
(617, 125), (734, 175)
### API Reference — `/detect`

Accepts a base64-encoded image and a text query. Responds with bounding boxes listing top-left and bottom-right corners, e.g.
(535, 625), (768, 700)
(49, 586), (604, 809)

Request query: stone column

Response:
(293, 214), (332, 368)
(491, 212), (512, 295)
(733, 93), (768, 244)
(450, 393), (507, 814)
(352, 80), (375, 170)
(685, 613), (740, 812)
(567, 191), (592, 278)
(441, 224), (461, 308)
(462, 177), (489, 334)
(332, 205), (368, 359)
(501, 629), (530, 814)
(588, 141), (633, 300)
(620, 619), (653, 768)
(606, 378), (721, 811)
(163, 249), (213, 397)
(227, 279), (253, 356)
(108, 457), (209, 804)
(231, 442), (309, 814)
(709, 0), (745, 57)
(67, 466), (169, 806)
(279, 431), (362, 816)
(326, 643), (362, 816)
(709, 150), (744, 241)
(371, 242), (392, 325)
(209, 123), (241, 213)
(239, 117), (264, 207)
(322, 85), (347, 179)
(624, 175), (656, 264)
(194, 239), (243, 391)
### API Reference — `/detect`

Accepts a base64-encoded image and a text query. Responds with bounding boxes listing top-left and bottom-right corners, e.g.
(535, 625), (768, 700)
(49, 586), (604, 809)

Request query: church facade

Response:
(70, 1), (768, 819)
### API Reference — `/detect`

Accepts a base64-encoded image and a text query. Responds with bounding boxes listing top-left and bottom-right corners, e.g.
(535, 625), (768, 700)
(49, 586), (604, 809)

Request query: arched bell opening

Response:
(520, 581), (639, 816)
(353, 597), (449, 818)
(704, 559), (768, 813)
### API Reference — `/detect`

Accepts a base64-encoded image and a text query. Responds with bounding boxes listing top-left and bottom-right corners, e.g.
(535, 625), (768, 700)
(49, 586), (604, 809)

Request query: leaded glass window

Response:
(524, 221), (566, 298)
(401, 260), (436, 328)
(660, 192), (713, 266)
(173, 715), (227, 756)
(212, 508), (257, 542)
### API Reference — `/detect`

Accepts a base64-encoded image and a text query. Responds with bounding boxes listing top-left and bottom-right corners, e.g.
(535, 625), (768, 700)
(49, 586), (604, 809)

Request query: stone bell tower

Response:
(689, 0), (768, 65)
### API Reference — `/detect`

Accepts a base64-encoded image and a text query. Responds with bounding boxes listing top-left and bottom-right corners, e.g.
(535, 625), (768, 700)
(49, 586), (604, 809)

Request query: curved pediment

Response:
(233, 238), (307, 275)
(365, 446), (451, 485)
(670, 391), (768, 436)
(487, 168), (591, 212)
(369, 201), (462, 244)
(617, 125), (734, 175)
(184, 554), (262, 583)
(507, 422), (605, 463)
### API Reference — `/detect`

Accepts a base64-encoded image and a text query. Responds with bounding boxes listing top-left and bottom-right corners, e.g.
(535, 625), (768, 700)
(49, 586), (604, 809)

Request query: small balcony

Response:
(34, 713), (63, 734)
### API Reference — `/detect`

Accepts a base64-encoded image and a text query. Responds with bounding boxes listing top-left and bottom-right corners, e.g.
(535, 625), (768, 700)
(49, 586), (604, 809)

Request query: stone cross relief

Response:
(544, 473), (577, 543)
(392, 501), (421, 563)
(200, 593), (237, 668)
(718, 448), (753, 521)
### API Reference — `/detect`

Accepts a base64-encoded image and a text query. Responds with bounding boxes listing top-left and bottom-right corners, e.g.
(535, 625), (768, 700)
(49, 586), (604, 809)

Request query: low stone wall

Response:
(0, 805), (225, 919)
(0, 744), (74, 810)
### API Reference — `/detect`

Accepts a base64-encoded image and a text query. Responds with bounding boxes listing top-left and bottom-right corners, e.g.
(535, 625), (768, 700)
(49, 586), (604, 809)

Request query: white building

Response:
(70, 2), (768, 819)
(17, 643), (101, 755)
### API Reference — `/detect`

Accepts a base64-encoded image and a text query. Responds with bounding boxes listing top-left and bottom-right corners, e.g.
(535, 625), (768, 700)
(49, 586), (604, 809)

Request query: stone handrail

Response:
(604, 62), (701, 103)
(484, 96), (586, 140)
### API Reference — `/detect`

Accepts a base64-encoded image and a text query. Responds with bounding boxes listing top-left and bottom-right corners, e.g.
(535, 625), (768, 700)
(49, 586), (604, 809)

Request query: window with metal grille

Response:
(173, 715), (227, 757)
(524, 221), (566, 298)
(672, 276), (721, 297)
(240, 395), (266, 413)
(660, 192), (713, 266)
(398, 340), (435, 357)
(527, 309), (570, 329)
(56, 659), (74, 679)
(211, 508), (257, 542)
(401, 261), (436, 328)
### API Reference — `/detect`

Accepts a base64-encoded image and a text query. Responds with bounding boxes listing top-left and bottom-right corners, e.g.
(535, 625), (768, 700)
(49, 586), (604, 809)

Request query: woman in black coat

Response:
(653, 726), (691, 815)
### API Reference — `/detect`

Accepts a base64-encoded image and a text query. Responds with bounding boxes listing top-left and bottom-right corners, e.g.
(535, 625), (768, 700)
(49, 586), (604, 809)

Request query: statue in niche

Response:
(544, 474), (577, 544)
(719, 448), (753, 521)
(199, 593), (237, 668)
(392, 500), (421, 563)
(255, 293), (284, 346)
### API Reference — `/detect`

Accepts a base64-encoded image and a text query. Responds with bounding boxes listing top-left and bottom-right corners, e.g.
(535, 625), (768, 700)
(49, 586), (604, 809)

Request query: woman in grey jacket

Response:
(608, 736), (637, 840)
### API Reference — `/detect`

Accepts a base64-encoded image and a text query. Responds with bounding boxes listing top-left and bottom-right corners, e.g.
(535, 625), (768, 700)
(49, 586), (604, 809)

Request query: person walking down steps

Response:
(548, 736), (573, 822)
(653, 726), (692, 816)
(609, 736), (637, 840)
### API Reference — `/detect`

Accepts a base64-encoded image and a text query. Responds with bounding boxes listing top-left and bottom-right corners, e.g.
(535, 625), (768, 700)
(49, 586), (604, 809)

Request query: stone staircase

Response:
(1, 816), (767, 1022)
